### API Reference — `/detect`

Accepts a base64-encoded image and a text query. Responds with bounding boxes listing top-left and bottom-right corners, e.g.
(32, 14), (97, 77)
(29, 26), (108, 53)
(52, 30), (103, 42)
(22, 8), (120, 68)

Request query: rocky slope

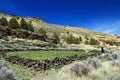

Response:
(0, 12), (120, 50)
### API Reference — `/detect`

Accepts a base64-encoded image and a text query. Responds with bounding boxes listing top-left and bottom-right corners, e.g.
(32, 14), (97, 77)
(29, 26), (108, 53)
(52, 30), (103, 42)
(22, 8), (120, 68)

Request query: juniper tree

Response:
(0, 17), (8, 26)
(8, 17), (20, 29)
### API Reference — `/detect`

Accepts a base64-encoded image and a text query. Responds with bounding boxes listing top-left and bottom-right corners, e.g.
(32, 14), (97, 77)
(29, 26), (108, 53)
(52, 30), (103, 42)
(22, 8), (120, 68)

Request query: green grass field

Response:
(8, 51), (91, 60)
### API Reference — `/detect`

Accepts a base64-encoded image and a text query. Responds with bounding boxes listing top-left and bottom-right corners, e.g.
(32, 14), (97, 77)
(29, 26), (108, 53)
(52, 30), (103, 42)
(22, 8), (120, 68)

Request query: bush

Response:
(66, 34), (80, 44)
(64, 62), (92, 76)
(0, 60), (15, 80)
(108, 52), (120, 60)
(87, 58), (101, 69)
(66, 34), (74, 44)
(0, 60), (7, 68)
(8, 17), (20, 29)
(97, 53), (109, 61)
(0, 17), (8, 26)
(90, 38), (97, 45)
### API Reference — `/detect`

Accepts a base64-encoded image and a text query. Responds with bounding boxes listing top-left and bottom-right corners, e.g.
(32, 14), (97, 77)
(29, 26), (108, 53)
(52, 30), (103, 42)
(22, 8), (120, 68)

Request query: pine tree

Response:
(8, 17), (20, 29)
(0, 17), (8, 26)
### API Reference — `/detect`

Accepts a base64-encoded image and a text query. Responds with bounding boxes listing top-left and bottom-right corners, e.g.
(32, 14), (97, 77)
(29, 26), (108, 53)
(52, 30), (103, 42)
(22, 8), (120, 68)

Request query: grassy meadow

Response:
(8, 51), (91, 60)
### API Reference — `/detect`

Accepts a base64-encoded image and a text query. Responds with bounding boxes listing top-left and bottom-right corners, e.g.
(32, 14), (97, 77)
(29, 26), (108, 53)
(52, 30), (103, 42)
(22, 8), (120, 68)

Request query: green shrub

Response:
(0, 17), (8, 26)
(90, 38), (97, 45)
(66, 34), (80, 44)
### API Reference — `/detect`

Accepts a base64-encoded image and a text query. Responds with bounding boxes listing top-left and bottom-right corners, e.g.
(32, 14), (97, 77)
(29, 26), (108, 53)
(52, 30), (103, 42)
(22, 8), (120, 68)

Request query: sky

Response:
(0, 0), (120, 35)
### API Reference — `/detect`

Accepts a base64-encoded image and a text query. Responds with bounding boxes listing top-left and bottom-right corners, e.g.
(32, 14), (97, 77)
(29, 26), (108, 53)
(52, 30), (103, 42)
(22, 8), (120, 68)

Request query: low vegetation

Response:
(8, 51), (91, 60)
(60, 51), (120, 80)
(66, 34), (80, 44)
(0, 59), (15, 80)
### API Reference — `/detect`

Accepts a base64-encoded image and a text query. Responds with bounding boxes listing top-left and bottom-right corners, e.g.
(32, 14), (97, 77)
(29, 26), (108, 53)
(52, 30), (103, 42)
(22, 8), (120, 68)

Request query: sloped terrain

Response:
(0, 12), (120, 43)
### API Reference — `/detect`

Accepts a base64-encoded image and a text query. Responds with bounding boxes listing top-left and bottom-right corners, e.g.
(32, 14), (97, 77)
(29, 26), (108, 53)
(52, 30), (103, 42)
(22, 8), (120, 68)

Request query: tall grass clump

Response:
(64, 61), (92, 76)
(0, 60), (15, 80)
(87, 58), (101, 69)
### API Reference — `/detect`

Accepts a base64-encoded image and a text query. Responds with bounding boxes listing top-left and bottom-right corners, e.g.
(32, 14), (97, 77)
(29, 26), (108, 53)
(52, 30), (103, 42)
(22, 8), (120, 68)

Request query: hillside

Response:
(0, 12), (120, 50)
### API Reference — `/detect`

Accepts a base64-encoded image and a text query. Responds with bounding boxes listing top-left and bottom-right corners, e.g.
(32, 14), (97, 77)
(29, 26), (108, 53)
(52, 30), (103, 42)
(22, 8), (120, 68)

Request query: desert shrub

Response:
(0, 17), (8, 26)
(8, 17), (20, 29)
(0, 60), (15, 80)
(107, 52), (120, 60)
(0, 61), (7, 68)
(64, 62), (92, 76)
(97, 52), (120, 61)
(87, 58), (101, 69)
(97, 53), (109, 61)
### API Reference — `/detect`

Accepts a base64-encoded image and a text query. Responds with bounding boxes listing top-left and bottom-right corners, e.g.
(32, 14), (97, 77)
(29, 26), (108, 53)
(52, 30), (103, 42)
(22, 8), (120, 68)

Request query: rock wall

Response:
(0, 51), (101, 71)
(0, 27), (46, 41)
